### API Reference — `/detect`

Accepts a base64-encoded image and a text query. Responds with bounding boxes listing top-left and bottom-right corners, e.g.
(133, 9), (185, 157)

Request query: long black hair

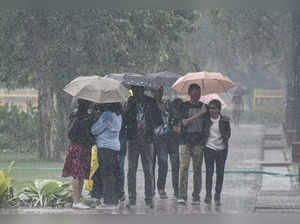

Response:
(208, 99), (222, 112)
(77, 99), (90, 114)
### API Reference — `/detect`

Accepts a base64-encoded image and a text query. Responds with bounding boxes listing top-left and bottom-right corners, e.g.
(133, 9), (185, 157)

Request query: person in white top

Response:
(202, 99), (231, 206)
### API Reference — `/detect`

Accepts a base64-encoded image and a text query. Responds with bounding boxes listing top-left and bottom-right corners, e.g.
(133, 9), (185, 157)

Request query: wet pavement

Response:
(2, 124), (300, 215)
(255, 125), (300, 212)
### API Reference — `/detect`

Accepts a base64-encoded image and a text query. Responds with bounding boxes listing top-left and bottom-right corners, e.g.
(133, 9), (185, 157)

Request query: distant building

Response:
(0, 88), (38, 111)
(252, 88), (285, 112)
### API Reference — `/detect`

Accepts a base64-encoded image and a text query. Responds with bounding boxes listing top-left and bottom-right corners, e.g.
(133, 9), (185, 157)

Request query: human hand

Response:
(137, 124), (146, 136)
(173, 126), (181, 133)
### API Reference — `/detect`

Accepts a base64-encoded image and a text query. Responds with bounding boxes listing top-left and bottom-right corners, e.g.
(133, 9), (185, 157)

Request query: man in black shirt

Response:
(126, 86), (162, 209)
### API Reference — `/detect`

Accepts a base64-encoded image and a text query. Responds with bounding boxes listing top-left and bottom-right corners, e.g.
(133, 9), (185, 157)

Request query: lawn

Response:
(0, 151), (71, 192)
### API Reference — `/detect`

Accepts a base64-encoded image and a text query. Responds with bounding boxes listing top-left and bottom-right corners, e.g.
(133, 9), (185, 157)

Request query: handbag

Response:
(83, 145), (99, 191)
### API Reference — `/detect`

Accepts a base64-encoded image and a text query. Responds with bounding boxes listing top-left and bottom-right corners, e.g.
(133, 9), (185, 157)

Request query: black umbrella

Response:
(104, 73), (153, 88)
(146, 71), (182, 87)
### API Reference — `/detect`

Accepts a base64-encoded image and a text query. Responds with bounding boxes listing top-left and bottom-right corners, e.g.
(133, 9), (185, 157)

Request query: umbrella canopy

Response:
(104, 73), (152, 88)
(172, 71), (234, 95)
(63, 76), (130, 103)
(200, 93), (227, 109)
(145, 71), (182, 87)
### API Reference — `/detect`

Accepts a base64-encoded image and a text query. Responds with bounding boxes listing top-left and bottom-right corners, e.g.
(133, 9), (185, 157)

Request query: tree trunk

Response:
(38, 77), (61, 161)
(293, 11), (300, 141)
(57, 92), (73, 155)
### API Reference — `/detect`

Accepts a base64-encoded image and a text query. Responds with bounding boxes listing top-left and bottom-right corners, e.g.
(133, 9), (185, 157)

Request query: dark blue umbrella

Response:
(104, 73), (153, 88)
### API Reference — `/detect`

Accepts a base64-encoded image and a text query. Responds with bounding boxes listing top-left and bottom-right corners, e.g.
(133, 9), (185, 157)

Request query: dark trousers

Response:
(127, 137), (154, 203)
(90, 165), (103, 199)
(99, 148), (122, 205)
(204, 147), (227, 198)
(119, 135), (127, 197)
(153, 135), (179, 196)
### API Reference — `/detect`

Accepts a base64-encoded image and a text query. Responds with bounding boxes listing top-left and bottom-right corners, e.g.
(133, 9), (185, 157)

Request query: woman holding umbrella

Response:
(63, 76), (130, 209)
(91, 103), (123, 209)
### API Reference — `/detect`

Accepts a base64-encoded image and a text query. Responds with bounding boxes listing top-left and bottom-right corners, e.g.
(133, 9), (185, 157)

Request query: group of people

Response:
(62, 83), (231, 210)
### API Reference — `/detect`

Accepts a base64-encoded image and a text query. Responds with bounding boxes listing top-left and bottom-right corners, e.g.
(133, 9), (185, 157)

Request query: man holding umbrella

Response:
(126, 85), (162, 209)
(174, 84), (207, 205)
(171, 71), (234, 205)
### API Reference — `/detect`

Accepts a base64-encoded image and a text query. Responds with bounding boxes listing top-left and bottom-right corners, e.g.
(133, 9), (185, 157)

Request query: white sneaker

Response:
(96, 203), (116, 210)
(177, 199), (186, 205)
(73, 202), (90, 209)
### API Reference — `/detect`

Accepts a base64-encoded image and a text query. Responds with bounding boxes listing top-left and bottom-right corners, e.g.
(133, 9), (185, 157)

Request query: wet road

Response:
(1, 124), (264, 215)
(115, 124), (263, 215)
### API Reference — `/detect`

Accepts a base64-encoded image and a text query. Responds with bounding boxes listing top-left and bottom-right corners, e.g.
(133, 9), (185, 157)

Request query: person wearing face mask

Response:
(173, 84), (208, 205)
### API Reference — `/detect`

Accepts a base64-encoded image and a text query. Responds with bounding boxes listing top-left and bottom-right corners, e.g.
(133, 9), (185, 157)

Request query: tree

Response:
(0, 10), (198, 160)
(292, 11), (300, 140)
(182, 10), (293, 90)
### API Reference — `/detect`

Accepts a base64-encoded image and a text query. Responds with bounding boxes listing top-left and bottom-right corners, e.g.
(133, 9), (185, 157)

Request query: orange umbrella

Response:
(172, 71), (234, 95)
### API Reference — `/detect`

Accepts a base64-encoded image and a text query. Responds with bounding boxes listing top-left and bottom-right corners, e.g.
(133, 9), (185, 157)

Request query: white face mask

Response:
(87, 108), (93, 114)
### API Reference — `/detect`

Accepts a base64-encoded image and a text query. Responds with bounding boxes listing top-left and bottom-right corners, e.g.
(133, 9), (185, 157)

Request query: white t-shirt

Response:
(205, 116), (225, 151)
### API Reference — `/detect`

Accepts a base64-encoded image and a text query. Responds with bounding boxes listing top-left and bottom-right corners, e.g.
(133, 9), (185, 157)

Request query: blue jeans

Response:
(153, 135), (179, 197)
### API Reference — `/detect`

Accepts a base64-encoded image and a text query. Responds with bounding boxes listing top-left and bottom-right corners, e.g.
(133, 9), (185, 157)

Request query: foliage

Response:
(182, 10), (292, 90)
(0, 104), (38, 152)
(0, 10), (199, 160)
(0, 10), (199, 89)
(17, 179), (72, 208)
(0, 161), (15, 208)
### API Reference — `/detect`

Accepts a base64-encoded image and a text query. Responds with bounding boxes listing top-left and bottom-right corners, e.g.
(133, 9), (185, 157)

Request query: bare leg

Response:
(72, 178), (83, 203)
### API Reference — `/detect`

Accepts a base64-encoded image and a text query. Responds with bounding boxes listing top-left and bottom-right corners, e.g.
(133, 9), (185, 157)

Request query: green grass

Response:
(0, 151), (71, 192)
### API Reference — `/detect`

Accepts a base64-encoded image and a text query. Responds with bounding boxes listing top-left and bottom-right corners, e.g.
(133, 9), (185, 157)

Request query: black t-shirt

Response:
(179, 101), (208, 146)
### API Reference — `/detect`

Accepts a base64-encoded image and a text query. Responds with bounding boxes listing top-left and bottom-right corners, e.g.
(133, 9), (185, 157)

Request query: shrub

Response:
(0, 161), (15, 208)
(0, 104), (38, 153)
(17, 179), (72, 208)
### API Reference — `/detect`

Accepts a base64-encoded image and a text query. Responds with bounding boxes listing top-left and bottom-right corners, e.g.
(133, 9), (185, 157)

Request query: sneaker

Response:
(158, 190), (168, 199)
(177, 198), (186, 205)
(191, 199), (200, 205)
(96, 203), (116, 210)
(204, 196), (212, 204)
(72, 202), (90, 209)
(126, 200), (136, 208)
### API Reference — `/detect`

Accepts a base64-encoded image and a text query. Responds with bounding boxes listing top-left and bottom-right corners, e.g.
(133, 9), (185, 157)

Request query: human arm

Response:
(182, 104), (207, 126)
(91, 112), (110, 136)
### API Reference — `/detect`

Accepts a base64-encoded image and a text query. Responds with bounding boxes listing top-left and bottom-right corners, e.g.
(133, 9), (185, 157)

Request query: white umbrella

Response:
(63, 76), (130, 103)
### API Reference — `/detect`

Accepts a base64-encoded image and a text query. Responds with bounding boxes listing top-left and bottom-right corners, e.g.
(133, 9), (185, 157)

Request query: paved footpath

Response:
(255, 125), (300, 213)
(1, 124), (271, 215)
